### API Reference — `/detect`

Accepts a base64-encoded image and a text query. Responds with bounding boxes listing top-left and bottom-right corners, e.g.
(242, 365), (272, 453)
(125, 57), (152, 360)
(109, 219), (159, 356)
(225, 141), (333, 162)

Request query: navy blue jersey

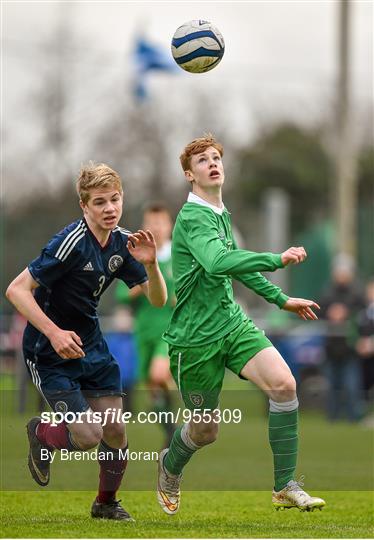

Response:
(23, 218), (147, 357)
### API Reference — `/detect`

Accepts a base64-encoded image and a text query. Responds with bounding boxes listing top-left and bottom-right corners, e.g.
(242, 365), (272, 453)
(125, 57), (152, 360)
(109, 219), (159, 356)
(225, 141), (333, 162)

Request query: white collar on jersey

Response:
(187, 192), (225, 216)
(157, 240), (171, 262)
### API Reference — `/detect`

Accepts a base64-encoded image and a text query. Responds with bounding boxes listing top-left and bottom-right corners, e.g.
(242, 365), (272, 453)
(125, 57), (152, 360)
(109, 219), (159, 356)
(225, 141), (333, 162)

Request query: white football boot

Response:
(272, 477), (326, 512)
(157, 448), (182, 515)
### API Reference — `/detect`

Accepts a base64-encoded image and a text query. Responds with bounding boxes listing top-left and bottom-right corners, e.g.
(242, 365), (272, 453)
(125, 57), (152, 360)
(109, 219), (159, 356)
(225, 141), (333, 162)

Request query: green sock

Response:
(269, 408), (298, 492)
(164, 425), (198, 475)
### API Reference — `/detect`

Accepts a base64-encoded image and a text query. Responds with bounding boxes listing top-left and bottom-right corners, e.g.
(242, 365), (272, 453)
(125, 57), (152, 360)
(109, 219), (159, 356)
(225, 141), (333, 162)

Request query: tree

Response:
(231, 123), (332, 236)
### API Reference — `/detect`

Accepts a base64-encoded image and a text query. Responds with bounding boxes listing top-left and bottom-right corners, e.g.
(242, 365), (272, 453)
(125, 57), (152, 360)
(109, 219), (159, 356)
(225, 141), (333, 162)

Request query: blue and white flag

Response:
(133, 36), (178, 100)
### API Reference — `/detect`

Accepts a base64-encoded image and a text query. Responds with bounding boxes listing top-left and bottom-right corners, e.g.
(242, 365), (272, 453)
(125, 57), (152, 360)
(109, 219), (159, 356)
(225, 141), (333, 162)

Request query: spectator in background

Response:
(356, 278), (374, 408)
(321, 254), (365, 422)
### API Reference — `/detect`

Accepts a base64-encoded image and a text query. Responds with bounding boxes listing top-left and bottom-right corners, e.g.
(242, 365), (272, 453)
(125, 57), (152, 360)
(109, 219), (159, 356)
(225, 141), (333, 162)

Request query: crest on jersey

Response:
(108, 255), (123, 273)
(55, 401), (68, 414)
(218, 230), (225, 241)
(189, 392), (204, 407)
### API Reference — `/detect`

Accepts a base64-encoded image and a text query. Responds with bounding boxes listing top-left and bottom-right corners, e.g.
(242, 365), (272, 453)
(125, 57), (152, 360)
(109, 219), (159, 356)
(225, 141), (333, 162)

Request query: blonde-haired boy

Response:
(6, 163), (167, 521)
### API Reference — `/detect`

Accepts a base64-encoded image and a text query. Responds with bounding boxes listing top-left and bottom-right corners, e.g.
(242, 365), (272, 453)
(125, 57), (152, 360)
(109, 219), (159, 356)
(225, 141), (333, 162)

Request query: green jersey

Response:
(163, 193), (289, 347)
(116, 242), (175, 342)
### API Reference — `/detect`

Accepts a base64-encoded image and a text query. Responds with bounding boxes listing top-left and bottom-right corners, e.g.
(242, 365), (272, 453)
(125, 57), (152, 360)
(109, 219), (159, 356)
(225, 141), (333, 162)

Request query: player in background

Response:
(157, 135), (326, 515)
(116, 204), (176, 447)
(6, 163), (167, 521)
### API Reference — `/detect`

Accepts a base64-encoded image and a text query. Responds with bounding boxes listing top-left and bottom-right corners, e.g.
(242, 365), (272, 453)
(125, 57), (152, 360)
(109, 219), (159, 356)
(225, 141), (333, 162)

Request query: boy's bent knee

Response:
(190, 422), (219, 446)
(102, 422), (127, 448)
(271, 375), (297, 400)
(70, 424), (103, 450)
(102, 422), (125, 440)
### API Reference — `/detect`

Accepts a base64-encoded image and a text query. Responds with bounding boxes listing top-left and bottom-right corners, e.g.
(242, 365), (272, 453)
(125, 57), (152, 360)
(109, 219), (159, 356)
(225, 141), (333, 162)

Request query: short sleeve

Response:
(117, 252), (148, 289)
(28, 236), (78, 290)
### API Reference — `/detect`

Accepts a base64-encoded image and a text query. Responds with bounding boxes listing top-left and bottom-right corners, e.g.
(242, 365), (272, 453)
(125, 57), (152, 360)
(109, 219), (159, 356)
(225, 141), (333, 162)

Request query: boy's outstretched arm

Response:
(232, 239), (319, 320)
(233, 271), (319, 319)
(233, 271), (289, 308)
(183, 212), (306, 276)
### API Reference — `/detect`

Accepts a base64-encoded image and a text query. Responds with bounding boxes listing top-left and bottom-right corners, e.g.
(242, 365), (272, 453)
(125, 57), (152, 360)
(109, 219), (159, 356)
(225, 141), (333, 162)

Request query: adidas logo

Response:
(83, 261), (94, 271)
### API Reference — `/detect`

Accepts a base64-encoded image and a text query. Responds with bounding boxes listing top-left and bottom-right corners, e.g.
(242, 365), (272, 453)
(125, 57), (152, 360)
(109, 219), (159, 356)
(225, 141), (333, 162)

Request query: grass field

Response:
(1, 490), (373, 538)
(1, 382), (373, 537)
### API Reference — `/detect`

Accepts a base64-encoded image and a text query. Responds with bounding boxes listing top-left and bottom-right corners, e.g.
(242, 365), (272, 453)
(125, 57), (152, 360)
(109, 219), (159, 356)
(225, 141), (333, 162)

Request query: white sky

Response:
(2, 0), (373, 201)
(4, 1), (371, 80)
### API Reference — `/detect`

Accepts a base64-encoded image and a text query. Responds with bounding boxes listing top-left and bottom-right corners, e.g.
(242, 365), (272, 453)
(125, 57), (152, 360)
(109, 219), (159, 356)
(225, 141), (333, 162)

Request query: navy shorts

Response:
(23, 338), (122, 414)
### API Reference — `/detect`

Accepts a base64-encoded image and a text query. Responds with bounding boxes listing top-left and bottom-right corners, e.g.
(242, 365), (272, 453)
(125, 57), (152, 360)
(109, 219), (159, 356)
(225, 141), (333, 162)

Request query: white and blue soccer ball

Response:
(171, 20), (225, 73)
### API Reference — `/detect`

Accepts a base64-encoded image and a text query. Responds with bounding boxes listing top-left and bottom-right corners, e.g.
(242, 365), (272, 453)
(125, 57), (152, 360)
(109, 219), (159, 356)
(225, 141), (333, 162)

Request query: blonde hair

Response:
(179, 134), (224, 171)
(77, 162), (123, 203)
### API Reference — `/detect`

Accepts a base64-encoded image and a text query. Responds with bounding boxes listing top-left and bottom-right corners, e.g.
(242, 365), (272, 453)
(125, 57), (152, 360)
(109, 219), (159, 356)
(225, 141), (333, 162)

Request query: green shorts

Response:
(137, 337), (169, 381)
(168, 319), (272, 410)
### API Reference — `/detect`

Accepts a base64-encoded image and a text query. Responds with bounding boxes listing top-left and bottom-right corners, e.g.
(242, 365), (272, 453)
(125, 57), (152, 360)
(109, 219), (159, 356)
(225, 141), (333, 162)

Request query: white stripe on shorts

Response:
(177, 352), (182, 392)
(26, 358), (48, 404)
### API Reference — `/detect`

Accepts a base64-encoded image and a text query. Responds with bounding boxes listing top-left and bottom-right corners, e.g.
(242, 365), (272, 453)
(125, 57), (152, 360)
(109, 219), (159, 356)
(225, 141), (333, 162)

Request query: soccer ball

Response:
(171, 20), (225, 73)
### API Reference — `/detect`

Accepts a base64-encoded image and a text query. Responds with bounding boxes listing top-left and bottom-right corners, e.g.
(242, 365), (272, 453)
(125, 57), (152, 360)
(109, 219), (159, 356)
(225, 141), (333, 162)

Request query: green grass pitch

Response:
(1, 490), (373, 538)
(1, 382), (373, 537)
